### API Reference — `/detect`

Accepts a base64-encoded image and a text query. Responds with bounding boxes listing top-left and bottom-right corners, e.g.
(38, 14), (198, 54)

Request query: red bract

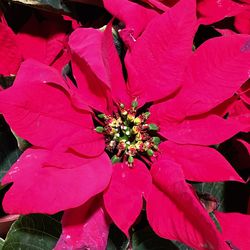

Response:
(234, 2), (250, 34)
(213, 80), (250, 132)
(215, 212), (250, 249)
(104, 0), (164, 46)
(197, 0), (246, 25)
(106, 0), (250, 35)
(0, 0), (250, 249)
(0, 11), (22, 76)
(0, 13), (71, 76)
(197, 0), (250, 34)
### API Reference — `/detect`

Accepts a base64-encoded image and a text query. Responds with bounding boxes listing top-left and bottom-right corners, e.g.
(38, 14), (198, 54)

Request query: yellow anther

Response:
(116, 117), (122, 126)
(127, 144), (137, 156)
(127, 113), (135, 122)
(136, 132), (143, 141)
(143, 141), (150, 151)
(121, 109), (128, 116)
(132, 126), (139, 134)
(110, 127), (116, 135)
(135, 141), (144, 151)
(134, 117), (142, 125)
(110, 118), (118, 127)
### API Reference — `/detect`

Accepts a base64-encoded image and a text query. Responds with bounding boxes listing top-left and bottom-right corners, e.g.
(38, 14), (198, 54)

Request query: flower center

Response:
(95, 100), (161, 166)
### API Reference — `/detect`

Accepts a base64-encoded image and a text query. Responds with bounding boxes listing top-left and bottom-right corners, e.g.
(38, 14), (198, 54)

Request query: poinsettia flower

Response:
(1, 0), (250, 249)
(0, 12), (72, 76)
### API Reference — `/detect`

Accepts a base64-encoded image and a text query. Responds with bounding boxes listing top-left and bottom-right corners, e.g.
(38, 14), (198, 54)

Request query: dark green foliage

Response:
(0, 117), (21, 183)
(2, 214), (62, 250)
(132, 227), (192, 250)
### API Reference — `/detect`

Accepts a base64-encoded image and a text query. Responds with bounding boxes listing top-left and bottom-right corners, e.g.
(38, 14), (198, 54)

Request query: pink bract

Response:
(0, 0), (250, 249)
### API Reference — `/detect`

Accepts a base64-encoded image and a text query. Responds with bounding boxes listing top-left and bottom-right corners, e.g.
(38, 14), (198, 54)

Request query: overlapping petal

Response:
(104, 160), (151, 235)
(0, 13), (70, 75)
(2, 148), (112, 214)
(235, 9), (250, 34)
(239, 80), (250, 105)
(226, 98), (250, 131)
(0, 60), (96, 152)
(69, 29), (112, 113)
(215, 212), (250, 250)
(55, 198), (110, 250)
(69, 28), (108, 86)
(0, 22), (22, 76)
(103, 0), (160, 41)
(197, 0), (246, 25)
(146, 159), (227, 250)
(102, 22), (131, 106)
(158, 141), (243, 182)
(141, 0), (169, 11)
(155, 35), (250, 119)
(125, 0), (197, 104)
(16, 14), (70, 70)
(154, 114), (244, 145)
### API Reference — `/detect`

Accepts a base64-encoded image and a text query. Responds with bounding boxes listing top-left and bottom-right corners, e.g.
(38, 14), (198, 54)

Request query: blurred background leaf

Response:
(0, 238), (4, 249)
(11, 0), (71, 12)
(0, 117), (21, 183)
(2, 214), (62, 250)
(193, 178), (249, 213)
(132, 227), (192, 250)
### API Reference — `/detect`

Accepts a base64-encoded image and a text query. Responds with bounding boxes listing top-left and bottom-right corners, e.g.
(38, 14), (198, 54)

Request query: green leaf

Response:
(0, 76), (15, 89)
(0, 185), (11, 217)
(12, 132), (31, 152)
(106, 239), (117, 250)
(9, 0), (71, 13)
(0, 238), (4, 250)
(192, 182), (224, 235)
(69, 0), (102, 6)
(132, 227), (192, 250)
(209, 212), (222, 232)
(2, 214), (62, 250)
(0, 149), (21, 182)
(0, 117), (21, 183)
(108, 224), (129, 250)
(193, 181), (249, 213)
(193, 182), (225, 211)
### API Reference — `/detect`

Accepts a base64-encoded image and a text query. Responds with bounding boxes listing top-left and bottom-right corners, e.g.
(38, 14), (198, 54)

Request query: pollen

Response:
(95, 100), (161, 166)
